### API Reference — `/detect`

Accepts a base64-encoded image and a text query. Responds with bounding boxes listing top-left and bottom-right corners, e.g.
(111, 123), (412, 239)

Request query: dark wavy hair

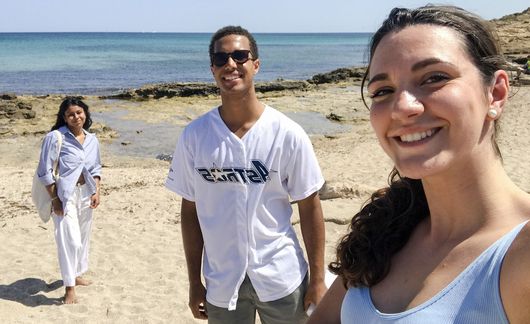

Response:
(208, 25), (259, 66)
(330, 5), (508, 288)
(51, 97), (92, 131)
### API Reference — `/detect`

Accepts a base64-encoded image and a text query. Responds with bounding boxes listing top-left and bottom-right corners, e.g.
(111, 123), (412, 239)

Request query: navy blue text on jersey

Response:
(196, 160), (270, 184)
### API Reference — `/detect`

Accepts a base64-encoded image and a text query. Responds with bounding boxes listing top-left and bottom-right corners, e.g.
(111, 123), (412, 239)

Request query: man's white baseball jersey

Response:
(166, 105), (324, 310)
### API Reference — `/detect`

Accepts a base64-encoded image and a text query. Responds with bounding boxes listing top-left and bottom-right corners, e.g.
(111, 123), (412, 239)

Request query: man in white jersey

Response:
(166, 26), (326, 323)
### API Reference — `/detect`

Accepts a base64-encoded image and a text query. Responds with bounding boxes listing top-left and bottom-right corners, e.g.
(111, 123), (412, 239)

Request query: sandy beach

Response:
(0, 77), (529, 323)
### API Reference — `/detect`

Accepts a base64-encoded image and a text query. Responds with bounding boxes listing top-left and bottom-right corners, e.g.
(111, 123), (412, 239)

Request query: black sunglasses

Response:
(212, 50), (252, 67)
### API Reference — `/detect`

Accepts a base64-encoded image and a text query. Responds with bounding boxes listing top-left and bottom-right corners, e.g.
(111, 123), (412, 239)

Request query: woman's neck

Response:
(421, 159), (528, 243)
(67, 126), (84, 137)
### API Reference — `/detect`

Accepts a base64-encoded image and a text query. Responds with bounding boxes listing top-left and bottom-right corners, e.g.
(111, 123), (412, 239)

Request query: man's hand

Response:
(298, 192), (326, 313)
(304, 278), (327, 312)
(189, 282), (208, 320)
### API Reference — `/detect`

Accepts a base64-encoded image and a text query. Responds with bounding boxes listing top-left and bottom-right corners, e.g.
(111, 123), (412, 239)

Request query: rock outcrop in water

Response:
(100, 68), (365, 100)
(309, 67), (365, 84)
(101, 79), (317, 100)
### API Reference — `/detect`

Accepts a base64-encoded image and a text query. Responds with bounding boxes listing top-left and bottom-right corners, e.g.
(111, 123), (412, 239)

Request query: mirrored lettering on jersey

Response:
(196, 160), (270, 184)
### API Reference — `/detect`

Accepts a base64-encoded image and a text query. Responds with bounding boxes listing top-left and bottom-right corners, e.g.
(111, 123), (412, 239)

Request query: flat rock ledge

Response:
(100, 67), (367, 100)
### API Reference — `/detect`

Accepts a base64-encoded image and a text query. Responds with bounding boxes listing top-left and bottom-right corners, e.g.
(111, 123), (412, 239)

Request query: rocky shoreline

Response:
(100, 66), (366, 100)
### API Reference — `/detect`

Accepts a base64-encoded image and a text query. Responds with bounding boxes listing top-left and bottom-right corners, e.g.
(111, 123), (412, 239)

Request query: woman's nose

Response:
(391, 91), (424, 120)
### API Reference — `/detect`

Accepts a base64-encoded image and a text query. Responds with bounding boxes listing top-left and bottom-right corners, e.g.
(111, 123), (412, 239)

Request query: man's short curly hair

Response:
(209, 26), (259, 66)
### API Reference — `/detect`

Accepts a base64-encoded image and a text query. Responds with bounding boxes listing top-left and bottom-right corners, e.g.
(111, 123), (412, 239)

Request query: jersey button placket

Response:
(238, 142), (250, 274)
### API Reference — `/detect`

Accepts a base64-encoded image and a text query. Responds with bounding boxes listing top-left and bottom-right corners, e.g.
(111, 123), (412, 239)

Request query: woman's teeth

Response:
(400, 129), (435, 143)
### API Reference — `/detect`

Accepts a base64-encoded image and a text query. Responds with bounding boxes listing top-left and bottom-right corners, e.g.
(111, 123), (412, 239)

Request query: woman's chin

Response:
(395, 161), (445, 180)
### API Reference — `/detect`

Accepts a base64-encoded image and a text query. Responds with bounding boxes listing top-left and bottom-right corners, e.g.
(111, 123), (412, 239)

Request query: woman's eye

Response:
(422, 73), (450, 85)
(369, 88), (393, 99)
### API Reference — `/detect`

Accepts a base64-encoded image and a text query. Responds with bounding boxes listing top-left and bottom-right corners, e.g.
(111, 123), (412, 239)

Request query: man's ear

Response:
(253, 59), (260, 75)
(488, 70), (509, 117)
(210, 65), (215, 75)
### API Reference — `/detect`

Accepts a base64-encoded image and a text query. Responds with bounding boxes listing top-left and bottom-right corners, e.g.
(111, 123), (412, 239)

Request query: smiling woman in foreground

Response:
(308, 5), (530, 324)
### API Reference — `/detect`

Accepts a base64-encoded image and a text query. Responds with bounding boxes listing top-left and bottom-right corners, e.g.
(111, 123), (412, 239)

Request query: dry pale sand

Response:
(0, 83), (529, 323)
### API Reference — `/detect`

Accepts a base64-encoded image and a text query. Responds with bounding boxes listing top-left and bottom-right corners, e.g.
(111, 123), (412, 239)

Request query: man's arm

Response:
(181, 198), (207, 320)
(298, 191), (327, 311)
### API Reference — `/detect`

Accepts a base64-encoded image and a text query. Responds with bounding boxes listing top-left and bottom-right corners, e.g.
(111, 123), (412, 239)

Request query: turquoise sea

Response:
(0, 32), (371, 95)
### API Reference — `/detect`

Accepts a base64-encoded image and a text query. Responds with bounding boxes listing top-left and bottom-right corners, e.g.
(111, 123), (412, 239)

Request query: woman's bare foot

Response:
(75, 277), (92, 286)
(64, 286), (77, 304)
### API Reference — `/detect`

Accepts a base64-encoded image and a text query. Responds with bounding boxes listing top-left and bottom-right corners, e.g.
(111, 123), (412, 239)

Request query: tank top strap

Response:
(489, 220), (529, 259)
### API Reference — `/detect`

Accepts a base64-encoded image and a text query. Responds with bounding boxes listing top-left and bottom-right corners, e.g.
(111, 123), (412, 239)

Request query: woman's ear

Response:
(488, 70), (509, 118)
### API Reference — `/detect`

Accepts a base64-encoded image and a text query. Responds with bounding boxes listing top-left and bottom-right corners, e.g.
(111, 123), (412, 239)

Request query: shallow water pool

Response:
(94, 109), (350, 159)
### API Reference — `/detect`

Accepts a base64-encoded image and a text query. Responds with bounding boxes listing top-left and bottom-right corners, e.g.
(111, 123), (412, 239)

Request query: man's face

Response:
(210, 34), (260, 95)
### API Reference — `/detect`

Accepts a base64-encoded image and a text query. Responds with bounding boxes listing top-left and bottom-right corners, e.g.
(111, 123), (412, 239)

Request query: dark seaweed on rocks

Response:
(99, 67), (368, 100)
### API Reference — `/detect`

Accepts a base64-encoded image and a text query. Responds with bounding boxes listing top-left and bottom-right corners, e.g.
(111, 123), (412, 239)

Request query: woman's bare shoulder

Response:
(500, 220), (530, 323)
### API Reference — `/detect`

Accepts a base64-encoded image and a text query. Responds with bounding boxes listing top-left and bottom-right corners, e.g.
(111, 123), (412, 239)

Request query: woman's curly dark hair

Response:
(330, 5), (508, 288)
(329, 169), (428, 287)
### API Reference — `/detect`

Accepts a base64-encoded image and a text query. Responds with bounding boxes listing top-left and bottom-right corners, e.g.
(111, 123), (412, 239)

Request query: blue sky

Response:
(1, 0), (528, 33)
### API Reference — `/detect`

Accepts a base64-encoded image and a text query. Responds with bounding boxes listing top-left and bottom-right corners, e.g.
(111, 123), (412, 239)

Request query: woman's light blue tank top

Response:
(341, 221), (528, 323)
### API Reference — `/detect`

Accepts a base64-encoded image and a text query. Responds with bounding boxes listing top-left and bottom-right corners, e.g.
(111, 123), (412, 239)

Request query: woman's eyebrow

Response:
(367, 58), (456, 87)
(411, 57), (455, 71)
(367, 73), (388, 88)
